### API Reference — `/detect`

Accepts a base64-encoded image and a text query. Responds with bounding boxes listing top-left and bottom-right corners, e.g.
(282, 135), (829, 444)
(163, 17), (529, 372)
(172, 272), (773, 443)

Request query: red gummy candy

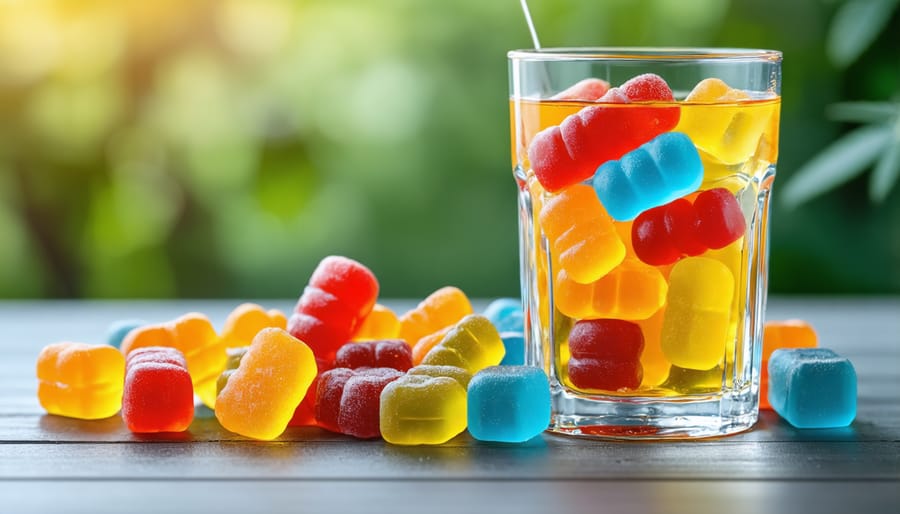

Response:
(552, 78), (610, 101)
(337, 368), (404, 439)
(568, 319), (644, 391)
(288, 256), (379, 361)
(315, 368), (356, 433)
(527, 73), (680, 192)
(122, 347), (194, 433)
(335, 340), (413, 371)
(632, 188), (745, 266)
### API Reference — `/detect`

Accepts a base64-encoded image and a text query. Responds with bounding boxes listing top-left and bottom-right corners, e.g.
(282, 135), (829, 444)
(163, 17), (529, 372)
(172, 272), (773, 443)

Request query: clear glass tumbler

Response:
(509, 48), (781, 439)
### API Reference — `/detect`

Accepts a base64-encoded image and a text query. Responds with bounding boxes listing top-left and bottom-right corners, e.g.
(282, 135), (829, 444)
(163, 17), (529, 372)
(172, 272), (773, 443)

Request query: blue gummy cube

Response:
(483, 298), (524, 333)
(106, 319), (146, 349)
(499, 332), (525, 366)
(467, 365), (550, 443)
(768, 348), (857, 429)
(592, 131), (703, 221)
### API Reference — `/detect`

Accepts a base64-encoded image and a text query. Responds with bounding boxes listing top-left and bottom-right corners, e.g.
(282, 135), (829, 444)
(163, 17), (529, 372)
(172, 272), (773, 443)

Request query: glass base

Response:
(547, 384), (759, 440)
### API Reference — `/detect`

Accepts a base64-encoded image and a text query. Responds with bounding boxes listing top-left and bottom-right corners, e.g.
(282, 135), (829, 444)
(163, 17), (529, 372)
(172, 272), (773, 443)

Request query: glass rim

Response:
(508, 47), (782, 63)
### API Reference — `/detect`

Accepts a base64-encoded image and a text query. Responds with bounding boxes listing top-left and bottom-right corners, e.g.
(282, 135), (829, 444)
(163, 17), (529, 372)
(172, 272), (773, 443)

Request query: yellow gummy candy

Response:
(420, 315), (505, 374)
(660, 257), (735, 370)
(539, 184), (625, 284)
(36, 342), (125, 420)
(554, 260), (667, 321)
(676, 78), (774, 165)
(379, 374), (468, 445)
(215, 328), (317, 441)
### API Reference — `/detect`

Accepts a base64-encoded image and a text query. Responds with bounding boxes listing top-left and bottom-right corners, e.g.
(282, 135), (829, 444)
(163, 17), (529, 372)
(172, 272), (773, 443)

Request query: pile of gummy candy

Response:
(36, 255), (857, 444)
(37, 256), (547, 444)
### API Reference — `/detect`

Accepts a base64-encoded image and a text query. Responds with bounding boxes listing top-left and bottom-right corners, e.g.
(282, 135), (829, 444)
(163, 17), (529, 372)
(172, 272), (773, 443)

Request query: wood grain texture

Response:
(0, 298), (898, 513)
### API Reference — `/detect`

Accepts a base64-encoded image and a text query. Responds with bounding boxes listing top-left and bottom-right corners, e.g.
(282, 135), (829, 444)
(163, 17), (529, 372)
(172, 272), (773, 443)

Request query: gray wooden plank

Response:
(1, 438), (897, 481)
(1, 480), (896, 514)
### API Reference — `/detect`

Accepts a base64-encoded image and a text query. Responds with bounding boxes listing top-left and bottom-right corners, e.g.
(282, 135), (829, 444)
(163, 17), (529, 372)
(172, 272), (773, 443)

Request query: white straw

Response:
(519, 0), (542, 50)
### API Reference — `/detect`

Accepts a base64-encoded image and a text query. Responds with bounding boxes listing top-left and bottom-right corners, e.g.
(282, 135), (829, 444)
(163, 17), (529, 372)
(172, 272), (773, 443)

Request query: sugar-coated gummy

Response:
(592, 131), (704, 222)
(352, 304), (401, 341)
(221, 303), (287, 349)
(767, 348), (856, 429)
(337, 368), (404, 439)
(106, 319), (145, 349)
(398, 287), (473, 346)
(567, 319), (644, 391)
(215, 328), (317, 440)
(420, 315), (505, 374)
(315, 368), (356, 433)
(334, 340), (412, 371)
(123, 347), (194, 433)
(551, 77), (610, 101)
(288, 256), (379, 362)
(36, 342), (125, 420)
(379, 374), (468, 446)
(483, 298), (524, 333)
(499, 332), (525, 366)
(120, 312), (226, 409)
(467, 366), (550, 443)
(406, 364), (472, 389)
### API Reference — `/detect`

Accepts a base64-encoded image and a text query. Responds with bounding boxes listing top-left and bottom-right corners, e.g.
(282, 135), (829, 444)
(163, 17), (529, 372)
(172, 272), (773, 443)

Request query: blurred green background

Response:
(0, 0), (897, 299)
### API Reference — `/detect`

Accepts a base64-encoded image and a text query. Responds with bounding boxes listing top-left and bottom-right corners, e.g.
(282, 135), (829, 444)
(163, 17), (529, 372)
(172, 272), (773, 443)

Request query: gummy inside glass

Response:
(510, 65), (780, 439)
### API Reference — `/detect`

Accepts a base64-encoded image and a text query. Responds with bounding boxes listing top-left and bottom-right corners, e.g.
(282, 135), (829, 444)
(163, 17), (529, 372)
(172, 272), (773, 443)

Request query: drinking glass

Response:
(509, 48), (781, 439)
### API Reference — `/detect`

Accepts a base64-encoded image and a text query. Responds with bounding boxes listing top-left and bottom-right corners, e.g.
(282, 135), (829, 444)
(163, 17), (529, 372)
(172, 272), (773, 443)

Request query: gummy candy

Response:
(215, 328), (317, 440)
(121, 312), (226, 409)
(288, 357), (333, 427)
(636, 307), (670, 387)
(36, 342), (125, 420)
(123, 347), (194, 433)
(334, 340), (412, 371)
(632, 188), (746, 266)
(483, 298), (525, 333)
(499, 332), (525, 366)
(352, 304), (401, 341)
(768, 348), (856, 428)
(315, 368), (356, 433)
(338, 368), (404, 439)
(567, 319), (644, 391)
(288, 256), (379, 362)
(411, 327), (451, 366)
(553, 260), (667, 321)
(676, 78), (774, 165)
(467, 366), (550, 443)
(398, 286), (473, 346)
(539, 184), (626, 284)
(660, 257), (734, 370)
(528, 73), (680, 192)
(420, 315), (506, 374)
(379, 374), (468, 445)
(593, 131), (704, 222)
(760, 320), (818, 409)
(406, 364), (472, 389)
(221, 303), (287, 349)
(551, 78), (610, 101)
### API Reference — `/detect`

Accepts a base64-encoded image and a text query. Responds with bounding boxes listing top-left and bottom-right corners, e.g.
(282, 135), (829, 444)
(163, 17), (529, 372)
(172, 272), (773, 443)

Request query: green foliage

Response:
(827, 0), (899, 68)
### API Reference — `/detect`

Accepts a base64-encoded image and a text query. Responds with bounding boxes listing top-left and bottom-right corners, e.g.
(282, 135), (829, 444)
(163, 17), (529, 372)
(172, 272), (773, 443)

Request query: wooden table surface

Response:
(1, 298), (898, 513)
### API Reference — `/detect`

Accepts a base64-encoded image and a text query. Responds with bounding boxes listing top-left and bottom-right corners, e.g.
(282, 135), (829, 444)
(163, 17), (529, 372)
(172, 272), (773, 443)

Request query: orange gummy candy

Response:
(121, 312), (226, 409)
(760, 320), (818, 409)
(353, 304), (401, 341)
(554, 260), (667, 321)
(398, 287), (472, 345)
(539, 184), (626, 284)
(221, 303), (287, 349)
(36, 342), (125, 420)
(215, 328), (317, 440)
